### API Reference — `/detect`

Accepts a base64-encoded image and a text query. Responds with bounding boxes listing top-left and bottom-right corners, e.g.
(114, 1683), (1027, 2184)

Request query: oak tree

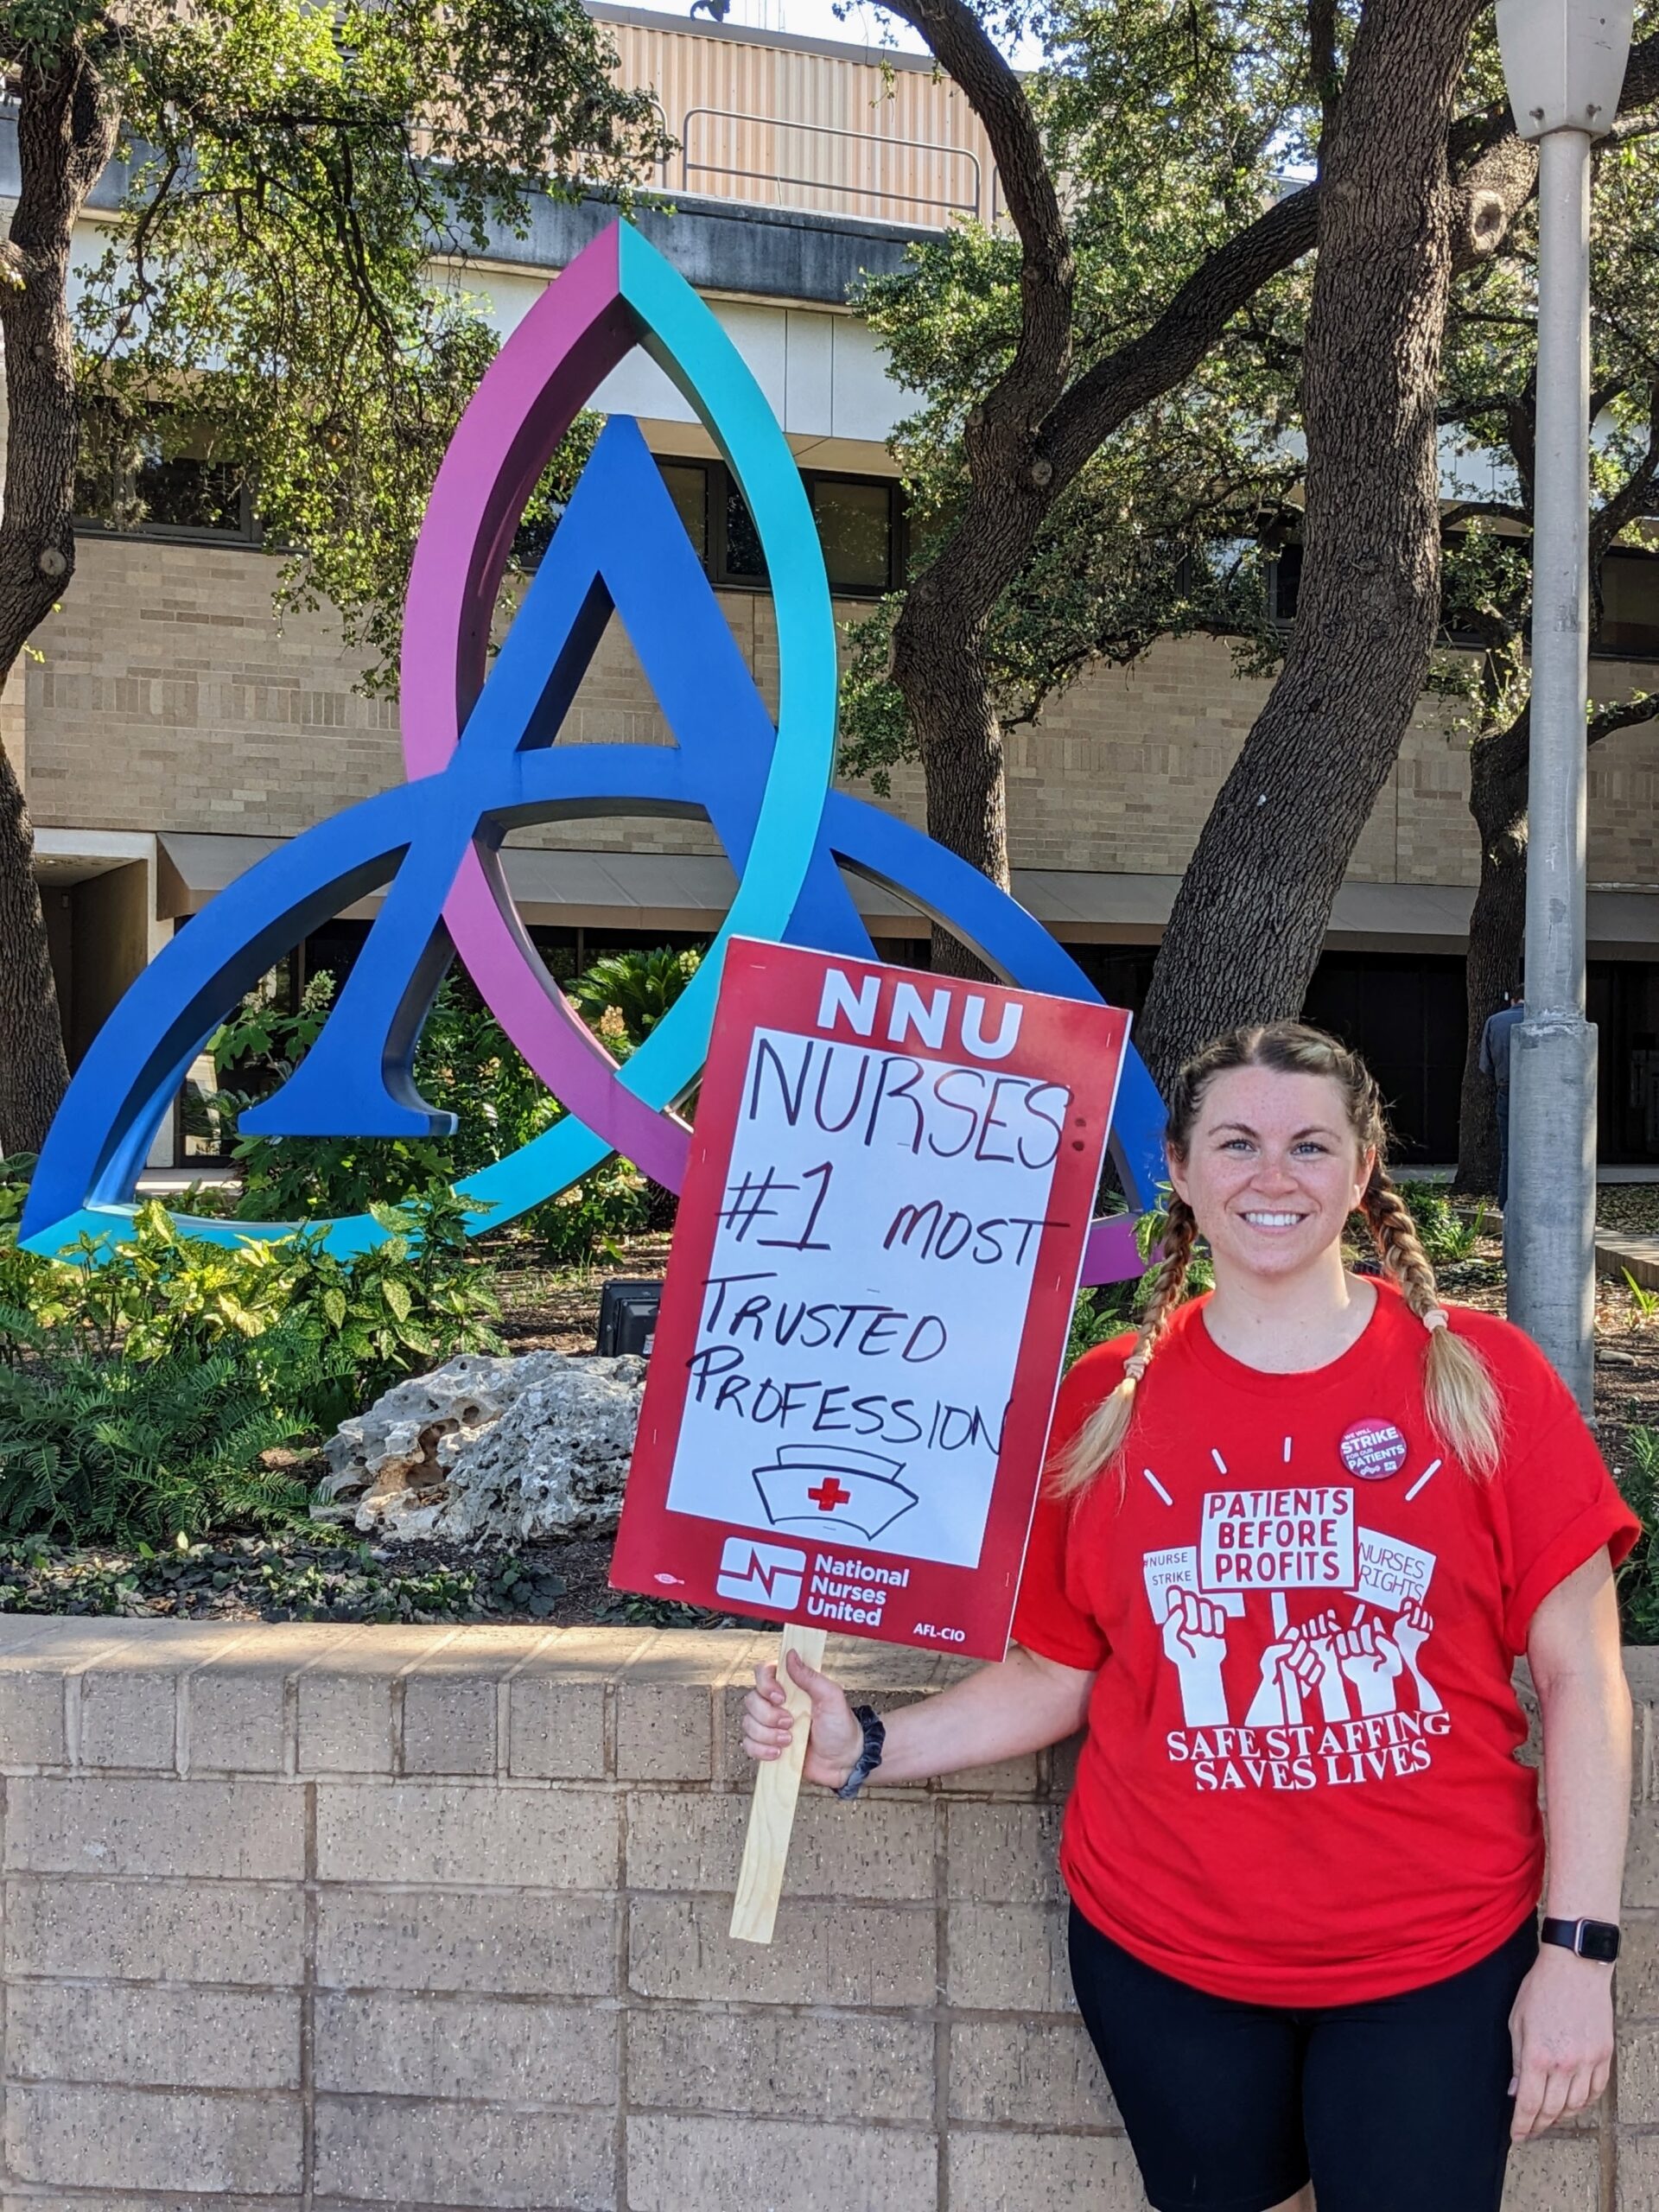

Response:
(0, 0), (664, 1155)
(847, 0), (1658, 1088)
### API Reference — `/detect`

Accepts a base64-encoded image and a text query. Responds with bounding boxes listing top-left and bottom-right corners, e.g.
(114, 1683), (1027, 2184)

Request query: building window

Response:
(503, 450), (906, 594)
(1278, 534), (1659, 663)
(1597, 550), (1659, 659)
(721, 471), (769, 584)
(675, 457), (902, 595)
(810, 476), (896, 591)
(74, 409), (257, 543)
(660, 461), (710, 565)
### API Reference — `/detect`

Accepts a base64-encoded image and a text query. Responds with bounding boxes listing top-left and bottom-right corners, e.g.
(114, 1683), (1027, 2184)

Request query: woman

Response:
(742, 1022), (1637, 2212)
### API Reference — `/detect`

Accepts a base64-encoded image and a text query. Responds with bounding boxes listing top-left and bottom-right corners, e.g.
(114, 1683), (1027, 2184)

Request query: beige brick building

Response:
(16, 2), (1659, 1167)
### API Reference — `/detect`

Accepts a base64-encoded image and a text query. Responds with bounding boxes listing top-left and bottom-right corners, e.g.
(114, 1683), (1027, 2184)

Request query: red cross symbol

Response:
(807, 1477), (851, 1512)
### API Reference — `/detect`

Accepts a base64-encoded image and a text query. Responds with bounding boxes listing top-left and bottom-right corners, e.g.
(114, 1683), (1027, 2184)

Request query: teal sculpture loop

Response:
(22, 221), (1165, 1281)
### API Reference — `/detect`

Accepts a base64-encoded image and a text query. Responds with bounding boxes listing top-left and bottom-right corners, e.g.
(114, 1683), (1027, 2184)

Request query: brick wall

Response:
(24, 537), (1659, 893)
(0, 1618), (1649, 2209)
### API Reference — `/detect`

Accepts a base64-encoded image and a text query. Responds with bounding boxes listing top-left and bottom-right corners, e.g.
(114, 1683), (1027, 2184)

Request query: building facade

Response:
(14, 2), (1659, 1168)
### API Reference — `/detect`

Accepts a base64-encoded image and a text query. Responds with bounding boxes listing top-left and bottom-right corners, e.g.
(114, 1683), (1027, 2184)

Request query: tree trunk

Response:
(1453, 713), (1529, 1194)
(898, 480), (1026, 973)
(1134, 0), (1485, 1091)
(0, 46), (120, 1157)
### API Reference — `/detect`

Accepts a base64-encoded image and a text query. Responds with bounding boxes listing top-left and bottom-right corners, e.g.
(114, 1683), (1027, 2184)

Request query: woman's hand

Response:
(1508, 1948), (1615, 2140)
(741, 1649), (865, 1789)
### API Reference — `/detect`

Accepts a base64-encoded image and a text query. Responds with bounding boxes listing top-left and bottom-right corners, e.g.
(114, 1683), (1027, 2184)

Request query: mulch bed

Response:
(490, 1233), (674, 1353)
(1432, 1224), (1659, 1479)
(11, 1217), (1659, 1627)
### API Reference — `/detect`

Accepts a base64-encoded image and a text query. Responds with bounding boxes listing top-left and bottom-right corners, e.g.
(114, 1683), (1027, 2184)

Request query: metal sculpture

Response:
(22, 221), (1164, 1281)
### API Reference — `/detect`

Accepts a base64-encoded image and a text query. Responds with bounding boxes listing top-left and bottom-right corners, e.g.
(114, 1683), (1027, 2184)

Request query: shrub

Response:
(1395, 1183), (1489, 1267)
(535, 1154), (651, 1268)
(568, 944), (702, 1046)
(10, 1192), (499, 1390)
(0, 1183), (502, 1543)
(1065, 1201), (1213, 1365)
(0, 1332), (315, 1545)
(216, 976), (563, 1221)
(276, 1189), (503, 1414)
(211, 969), (670, 1250)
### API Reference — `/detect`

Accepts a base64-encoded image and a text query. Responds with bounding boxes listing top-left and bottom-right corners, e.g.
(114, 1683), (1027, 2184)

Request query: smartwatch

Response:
(1541, 1916), (1621, 1964)
(834, 1706), (886, 1799)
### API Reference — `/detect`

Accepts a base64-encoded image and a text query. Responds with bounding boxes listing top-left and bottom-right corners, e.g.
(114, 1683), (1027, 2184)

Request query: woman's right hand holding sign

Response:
(743, 1649), (865, 1788)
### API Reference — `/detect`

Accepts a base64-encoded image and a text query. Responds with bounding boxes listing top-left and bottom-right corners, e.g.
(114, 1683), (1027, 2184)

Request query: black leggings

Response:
(1068, 1905), (1538, 2212)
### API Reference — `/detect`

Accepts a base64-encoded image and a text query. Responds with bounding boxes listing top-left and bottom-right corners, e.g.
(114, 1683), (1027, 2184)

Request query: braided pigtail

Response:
(1052, 1197), (1200, 1497)
(1359, 1166), (1503, 1478)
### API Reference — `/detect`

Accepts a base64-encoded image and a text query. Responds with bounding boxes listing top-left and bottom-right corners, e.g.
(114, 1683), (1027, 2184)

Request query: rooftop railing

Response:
(672, 105), (994, 226)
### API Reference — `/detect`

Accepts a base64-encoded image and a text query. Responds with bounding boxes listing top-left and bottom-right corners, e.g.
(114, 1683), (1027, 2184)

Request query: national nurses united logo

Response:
(21, 222), (1164, 1274)
(1145, 1442), (1447, 1792)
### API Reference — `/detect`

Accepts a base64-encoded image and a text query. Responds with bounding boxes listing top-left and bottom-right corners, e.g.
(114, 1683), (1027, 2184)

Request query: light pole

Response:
(1496, 0), (1632, 1411)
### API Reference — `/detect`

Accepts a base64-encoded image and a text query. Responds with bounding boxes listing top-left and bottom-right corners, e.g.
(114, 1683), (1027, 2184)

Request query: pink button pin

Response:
(1340, 1419), (1408, 1481)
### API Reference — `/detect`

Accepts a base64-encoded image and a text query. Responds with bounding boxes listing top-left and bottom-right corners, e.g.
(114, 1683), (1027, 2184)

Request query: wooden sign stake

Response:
(729, 1623), (827, 1945)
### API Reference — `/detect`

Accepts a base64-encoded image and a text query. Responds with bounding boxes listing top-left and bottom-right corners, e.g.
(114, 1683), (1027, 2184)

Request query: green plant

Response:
(569, 945), (702, 1046)
(1065, 1198), (1215, 1365)
(216, 976), (563, 1222)
(8, 1192), (499, 1385)
(596, 1589), (736, 1630)
(1067, 1280), (1140, 1363)
(1618, 1426), (1659, 1644)
(0, 1533), (569, 1624)
(277, 1191), (503, 1413)
(0, 1337), (315, 1545)
(1626, 1270), (1659, 1322)
(1395, 1184), (1488, 1266)
(533, 1156), (650, 1268)
(0, 1182), (503, 1543)
(209, 969), (335, 1087)
(0, 1155), (35, 1234)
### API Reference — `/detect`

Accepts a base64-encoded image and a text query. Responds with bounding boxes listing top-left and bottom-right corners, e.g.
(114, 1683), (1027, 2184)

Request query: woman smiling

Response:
(743, 1021), (1637, 2212)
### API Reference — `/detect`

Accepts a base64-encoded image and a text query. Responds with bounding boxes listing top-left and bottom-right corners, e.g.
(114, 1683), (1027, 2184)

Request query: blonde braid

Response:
(1052, 1198), (1199, 1497)
(1359, 1168), (1440, 1321)
(1359, 1166), (1502, 1478)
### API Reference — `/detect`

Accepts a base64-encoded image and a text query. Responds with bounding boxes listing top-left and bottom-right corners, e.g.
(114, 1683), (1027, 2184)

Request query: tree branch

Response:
(1589, 690), (1659, 747)
(874, 0), (1071, 416)
(1046, 180), (1320, 486)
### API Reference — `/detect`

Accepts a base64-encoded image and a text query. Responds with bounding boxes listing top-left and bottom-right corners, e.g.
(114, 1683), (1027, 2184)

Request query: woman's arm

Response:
(1510, 1547), (1632, 2142)
(742, 1642), (1096, 1790)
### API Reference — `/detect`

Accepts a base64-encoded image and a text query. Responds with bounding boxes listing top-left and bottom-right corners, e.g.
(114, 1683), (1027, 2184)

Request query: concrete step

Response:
(1595, 1230), (1659, 1290)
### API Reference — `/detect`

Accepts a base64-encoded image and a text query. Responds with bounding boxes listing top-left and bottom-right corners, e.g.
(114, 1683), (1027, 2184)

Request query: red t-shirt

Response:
(1012, 1283), (1638, 2007)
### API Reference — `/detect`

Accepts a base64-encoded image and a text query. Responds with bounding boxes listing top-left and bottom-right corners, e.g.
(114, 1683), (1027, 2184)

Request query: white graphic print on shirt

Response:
(1142, 1452), (1448, 1791)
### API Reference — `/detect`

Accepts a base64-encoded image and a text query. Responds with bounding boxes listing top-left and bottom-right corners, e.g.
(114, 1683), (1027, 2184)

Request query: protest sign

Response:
(609, 937), (1128, 1939)
(1197, 1488), (1357, 1598)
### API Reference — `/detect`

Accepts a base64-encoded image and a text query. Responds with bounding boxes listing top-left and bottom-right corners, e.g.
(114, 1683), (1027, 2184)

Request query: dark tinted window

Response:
(75, 410), (251, 540)
(811, 476), (895, 591)
(722, 476), (767, 582)
(1599, 550), (1659, 658)
(660, 461), (709, 564)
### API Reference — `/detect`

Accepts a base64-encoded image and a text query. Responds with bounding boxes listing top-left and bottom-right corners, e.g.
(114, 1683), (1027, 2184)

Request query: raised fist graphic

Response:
(1332, 1619), (1405, 1717)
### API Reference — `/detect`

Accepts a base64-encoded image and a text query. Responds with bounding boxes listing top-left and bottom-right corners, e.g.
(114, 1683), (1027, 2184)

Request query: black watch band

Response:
(834, 1705), (885, 1799)
(1541, 1916), (1621, 1964)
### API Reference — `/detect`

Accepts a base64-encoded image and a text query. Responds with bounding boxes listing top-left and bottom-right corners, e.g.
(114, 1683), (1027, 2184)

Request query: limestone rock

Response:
(317, 1350), (646, 1543)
